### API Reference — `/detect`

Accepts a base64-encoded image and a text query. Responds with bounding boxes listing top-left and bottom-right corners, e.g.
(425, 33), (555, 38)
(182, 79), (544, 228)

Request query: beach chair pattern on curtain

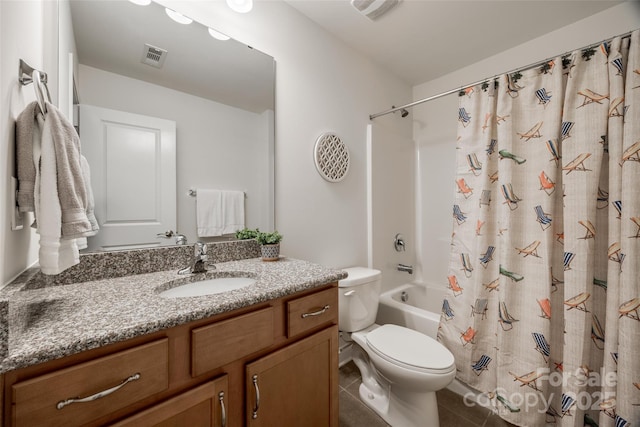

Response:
(438, 31), (640, 426)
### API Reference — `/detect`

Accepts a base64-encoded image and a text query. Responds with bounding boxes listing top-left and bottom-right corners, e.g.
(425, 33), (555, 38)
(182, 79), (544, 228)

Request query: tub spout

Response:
(397, 264), (413, 274)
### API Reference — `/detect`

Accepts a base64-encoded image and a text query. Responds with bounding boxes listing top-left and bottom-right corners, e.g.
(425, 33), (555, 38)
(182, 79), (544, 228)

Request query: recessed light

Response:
(226, 0), (253, 13)
(165, 8), (193, 25)
(129, 0), (152, 5)
(208, 28), (231, 41)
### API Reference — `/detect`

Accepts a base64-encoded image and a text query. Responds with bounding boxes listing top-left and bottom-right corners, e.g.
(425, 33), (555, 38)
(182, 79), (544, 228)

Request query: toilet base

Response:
(358, 381), (441, 427)
(346, 326), (449, 427)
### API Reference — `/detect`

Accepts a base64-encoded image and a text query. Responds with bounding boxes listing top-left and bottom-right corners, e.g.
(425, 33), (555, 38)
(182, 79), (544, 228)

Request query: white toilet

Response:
(339, 267), (456, 427)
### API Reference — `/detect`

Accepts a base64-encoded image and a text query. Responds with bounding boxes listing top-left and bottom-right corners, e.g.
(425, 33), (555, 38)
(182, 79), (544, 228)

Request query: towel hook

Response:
(18, 59), (47, 85)
(31, 70), (48, 114)
(19, 59), (50, 114)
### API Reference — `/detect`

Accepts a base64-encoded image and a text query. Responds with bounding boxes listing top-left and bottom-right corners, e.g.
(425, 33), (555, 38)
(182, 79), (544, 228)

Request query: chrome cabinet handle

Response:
(219, 391), (227, 427)
(56, 373), (141, 410)
(301, 305), (330, 318)
(252, 374), (260, 419)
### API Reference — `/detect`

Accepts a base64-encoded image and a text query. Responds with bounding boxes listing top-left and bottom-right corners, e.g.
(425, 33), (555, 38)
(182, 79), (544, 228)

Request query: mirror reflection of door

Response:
(79, 105), (176, 251)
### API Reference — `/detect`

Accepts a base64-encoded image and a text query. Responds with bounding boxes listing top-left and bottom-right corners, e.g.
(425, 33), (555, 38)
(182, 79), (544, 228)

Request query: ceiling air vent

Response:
(141, 44), (168, 68)
(350, 0), (400, 20)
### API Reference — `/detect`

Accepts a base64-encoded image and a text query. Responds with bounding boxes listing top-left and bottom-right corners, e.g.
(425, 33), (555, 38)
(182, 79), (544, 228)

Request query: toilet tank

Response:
(338, 267), (382, 332)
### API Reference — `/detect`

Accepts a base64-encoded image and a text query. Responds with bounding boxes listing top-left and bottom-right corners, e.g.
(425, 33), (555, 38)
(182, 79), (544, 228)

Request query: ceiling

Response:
(284, 0), (624, 86)
(70, 0), (274, 113)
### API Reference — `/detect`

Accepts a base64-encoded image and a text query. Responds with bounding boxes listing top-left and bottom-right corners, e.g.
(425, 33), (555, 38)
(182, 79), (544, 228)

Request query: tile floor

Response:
(339, 361), (517, 427)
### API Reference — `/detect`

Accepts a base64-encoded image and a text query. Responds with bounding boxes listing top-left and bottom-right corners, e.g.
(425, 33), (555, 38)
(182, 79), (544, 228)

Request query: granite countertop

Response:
(0, 256), (346, 374)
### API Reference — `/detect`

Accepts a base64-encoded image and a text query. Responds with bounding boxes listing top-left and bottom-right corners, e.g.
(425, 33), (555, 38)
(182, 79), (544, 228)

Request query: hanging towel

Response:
(35, 109), (80, 274)
(196, 189), (245, 237)
(44, 102), (95, 239)
(75, 155), (99, 251)
(80, 154), (99, 235)
(15, 101), (39, 212)
(220, 190), (245, 234)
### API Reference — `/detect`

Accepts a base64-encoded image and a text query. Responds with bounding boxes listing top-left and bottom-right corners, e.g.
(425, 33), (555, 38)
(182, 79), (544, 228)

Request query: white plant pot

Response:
(261, 243), (280, 261)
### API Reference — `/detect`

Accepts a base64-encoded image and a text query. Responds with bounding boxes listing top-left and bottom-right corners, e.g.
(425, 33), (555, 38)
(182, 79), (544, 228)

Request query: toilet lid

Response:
(366, 324), (454, 371)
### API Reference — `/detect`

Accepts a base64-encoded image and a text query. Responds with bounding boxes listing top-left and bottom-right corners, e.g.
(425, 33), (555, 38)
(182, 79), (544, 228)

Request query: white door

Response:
(79, 105), (176, 251)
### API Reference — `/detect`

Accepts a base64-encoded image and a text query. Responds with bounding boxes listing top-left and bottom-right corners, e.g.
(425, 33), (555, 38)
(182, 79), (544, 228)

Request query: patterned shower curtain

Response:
(439, 30), (640, 427)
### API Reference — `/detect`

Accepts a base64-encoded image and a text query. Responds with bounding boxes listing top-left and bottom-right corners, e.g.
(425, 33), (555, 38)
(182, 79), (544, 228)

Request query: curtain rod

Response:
(369, 30), (634, 120)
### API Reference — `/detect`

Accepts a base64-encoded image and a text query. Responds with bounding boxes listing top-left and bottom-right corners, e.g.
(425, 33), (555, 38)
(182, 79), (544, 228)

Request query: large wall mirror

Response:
(58, 0), (275, 251)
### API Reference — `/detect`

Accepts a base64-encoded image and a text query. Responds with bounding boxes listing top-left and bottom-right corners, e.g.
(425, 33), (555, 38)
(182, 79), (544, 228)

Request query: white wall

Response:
(77, 64), (271, 245)
(156, 1), (412, 270)
(1, 0), (410, 284)
(413, 2), (640, 288)
(57, 0), (76, 120)
(0, 1), (58, 285)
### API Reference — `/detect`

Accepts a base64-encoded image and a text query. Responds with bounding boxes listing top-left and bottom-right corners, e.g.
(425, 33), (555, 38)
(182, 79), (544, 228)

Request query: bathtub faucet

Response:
(397, 264), (413, 274)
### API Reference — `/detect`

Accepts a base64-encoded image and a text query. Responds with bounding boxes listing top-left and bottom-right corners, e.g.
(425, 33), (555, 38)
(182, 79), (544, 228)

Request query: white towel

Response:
(34, 110), (80, 274)
(196, 189), (245, 237)
(75, 155), (99, 251)
(80, 155), (99, 235)
(45, 102), (94, 238)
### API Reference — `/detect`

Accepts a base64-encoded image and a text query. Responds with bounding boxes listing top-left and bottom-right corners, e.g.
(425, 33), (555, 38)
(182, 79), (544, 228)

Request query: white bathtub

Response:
(376, 283), (486, 405)
(376, 283), (446, 339)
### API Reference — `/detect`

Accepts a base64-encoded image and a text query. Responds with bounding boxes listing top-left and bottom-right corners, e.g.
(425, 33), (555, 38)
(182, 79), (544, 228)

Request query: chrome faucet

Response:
(157, 230), (187, 245)
(397, 263), (413, 274)
(178, 242), (210, 274)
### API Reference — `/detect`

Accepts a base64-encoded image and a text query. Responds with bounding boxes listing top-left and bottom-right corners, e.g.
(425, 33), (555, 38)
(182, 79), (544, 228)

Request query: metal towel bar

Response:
(188, 188), (247, 198)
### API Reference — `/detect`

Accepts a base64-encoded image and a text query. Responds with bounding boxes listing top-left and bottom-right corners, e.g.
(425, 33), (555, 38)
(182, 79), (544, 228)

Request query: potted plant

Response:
(235, 227), (260, 240)
(256, 230), (283, 261)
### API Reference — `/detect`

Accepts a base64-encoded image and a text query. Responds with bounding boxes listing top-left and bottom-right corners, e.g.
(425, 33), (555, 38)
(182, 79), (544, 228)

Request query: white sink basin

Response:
(159, 277), (256, 298)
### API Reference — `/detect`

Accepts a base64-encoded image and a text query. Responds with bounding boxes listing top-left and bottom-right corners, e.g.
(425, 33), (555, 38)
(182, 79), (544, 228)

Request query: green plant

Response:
(256, 230), (282, 245)
(235, 227), (259, 240)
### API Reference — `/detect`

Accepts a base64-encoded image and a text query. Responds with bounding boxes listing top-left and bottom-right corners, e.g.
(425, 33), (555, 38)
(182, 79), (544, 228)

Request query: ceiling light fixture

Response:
(226, 0), (253, 14)
(129, 0), (152, 5)
(351, 0), (400, 20)
(208, 28), (231, 41)
(165, 8), (193, 24)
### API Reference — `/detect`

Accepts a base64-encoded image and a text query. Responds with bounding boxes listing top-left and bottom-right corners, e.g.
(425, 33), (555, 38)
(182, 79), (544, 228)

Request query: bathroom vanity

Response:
(0, 244), (344, 427)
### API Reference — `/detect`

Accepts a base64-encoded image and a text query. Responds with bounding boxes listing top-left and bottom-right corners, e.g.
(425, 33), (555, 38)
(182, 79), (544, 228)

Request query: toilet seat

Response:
(366, 324), (454, 374)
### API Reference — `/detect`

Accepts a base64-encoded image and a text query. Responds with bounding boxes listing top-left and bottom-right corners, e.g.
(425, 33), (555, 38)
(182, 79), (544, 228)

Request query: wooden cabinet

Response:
(2, 283), (338, 427)
(246, 327), (338, 427)
(111, 376), (228, 427)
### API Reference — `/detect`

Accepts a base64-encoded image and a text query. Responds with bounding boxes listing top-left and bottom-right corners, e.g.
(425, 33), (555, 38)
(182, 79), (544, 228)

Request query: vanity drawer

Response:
(287, 286), (338, 337)
(191, 307), (275, 377)
(12, 339), (169, 427)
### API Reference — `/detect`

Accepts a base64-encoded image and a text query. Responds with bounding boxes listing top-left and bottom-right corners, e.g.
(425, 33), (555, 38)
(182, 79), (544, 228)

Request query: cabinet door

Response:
(246, 327), (338, 427)
(110, 375), (229, 427)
